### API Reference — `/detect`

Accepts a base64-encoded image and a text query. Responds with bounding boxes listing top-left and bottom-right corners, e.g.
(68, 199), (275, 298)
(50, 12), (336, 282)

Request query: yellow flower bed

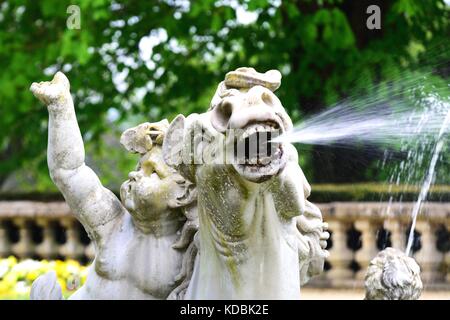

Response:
(0, 256), (88, 299)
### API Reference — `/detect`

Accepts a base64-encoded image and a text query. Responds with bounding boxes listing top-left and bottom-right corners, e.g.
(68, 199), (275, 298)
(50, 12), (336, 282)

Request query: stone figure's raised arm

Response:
(30, 72), (124, 240)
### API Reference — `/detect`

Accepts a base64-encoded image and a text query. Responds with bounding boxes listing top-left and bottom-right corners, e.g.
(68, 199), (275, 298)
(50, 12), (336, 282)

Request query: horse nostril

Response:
(212, 99), (234, 132)
(261, 92), (274, 107)
(128, 171), (139, 181)
(221, 101), (233, 120)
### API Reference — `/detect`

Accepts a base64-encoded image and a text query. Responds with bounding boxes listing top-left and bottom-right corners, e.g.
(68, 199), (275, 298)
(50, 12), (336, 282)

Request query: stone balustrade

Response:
(0, 201), (93, 262)
(0, 201), (448, 288)
(311, 202), (449, 289)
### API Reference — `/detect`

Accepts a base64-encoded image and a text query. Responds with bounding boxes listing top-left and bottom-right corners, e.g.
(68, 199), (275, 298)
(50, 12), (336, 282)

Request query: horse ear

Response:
(53, 72), (70, 91)
(163, 114), (186, 166)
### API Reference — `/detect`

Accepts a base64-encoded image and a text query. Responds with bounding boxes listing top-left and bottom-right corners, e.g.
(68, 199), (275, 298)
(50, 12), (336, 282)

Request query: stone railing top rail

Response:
(0, 201), (71, 219)
(0, 201), (448, 221)
(318, 202), (450, 221)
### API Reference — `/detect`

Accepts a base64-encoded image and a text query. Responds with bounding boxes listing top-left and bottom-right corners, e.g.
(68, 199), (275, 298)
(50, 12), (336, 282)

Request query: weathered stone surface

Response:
(224, 67), (282, 92)
(163, 67), (329, 299)
(30, 271), (63, 300)
(364, 247), (423, 300)
(29, 72), (197, 300)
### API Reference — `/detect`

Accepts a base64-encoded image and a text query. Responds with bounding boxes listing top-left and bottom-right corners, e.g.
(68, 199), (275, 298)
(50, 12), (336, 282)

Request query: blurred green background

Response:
(0, 0), (449, 193)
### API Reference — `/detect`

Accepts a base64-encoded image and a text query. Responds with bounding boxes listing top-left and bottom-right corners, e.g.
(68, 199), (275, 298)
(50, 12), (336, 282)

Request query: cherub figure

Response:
(29, 72), (197, 300)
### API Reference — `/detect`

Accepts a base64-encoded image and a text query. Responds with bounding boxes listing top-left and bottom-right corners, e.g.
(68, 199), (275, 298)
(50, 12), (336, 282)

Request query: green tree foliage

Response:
(0, 0), (448, 190)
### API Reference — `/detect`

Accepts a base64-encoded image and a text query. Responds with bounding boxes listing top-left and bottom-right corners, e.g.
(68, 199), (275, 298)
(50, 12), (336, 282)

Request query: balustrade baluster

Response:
(11, 218), (34, 258)
(0, 220), (11, 258)
(326, 219), (354, 286)
(85, 241), (95, 261)
(59, 218), (84, 260)
(415, 220), (443, 282)
(354, 219), (380, 281)
(35, 218), (58, 259)
(385, 219), (406, 250)
(445, 252), (450, 284)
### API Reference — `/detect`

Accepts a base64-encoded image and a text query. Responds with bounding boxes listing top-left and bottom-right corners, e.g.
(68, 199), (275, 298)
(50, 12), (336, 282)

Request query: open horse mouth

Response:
(232, 119), (286, 182)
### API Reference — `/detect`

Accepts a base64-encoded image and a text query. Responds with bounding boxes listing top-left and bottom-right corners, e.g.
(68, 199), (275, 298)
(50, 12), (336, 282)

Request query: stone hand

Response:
(297, 216), (329, 251)
(30, 72), (70, 108)
(296, 215), (330, 279)
(297, 226), (329, 285)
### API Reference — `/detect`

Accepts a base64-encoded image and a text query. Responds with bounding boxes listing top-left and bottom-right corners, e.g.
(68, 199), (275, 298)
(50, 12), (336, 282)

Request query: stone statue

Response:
(28, 68), (423, 301)
(364, 247), (423, 300)
(29, 72), (198, 299)
(162, 67), (330, 299)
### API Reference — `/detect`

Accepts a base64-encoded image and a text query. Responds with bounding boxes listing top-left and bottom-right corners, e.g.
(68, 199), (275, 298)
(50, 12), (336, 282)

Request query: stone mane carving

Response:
(364, 247), (423, 300)
(163, 67), (330, 299)
(29, 72), (198, 299)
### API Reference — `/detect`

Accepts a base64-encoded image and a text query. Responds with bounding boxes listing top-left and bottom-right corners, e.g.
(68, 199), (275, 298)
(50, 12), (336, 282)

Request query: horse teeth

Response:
(273, 148), (281, 158)
(240, 122), (281, 143)
(259, 156), (271, 165)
